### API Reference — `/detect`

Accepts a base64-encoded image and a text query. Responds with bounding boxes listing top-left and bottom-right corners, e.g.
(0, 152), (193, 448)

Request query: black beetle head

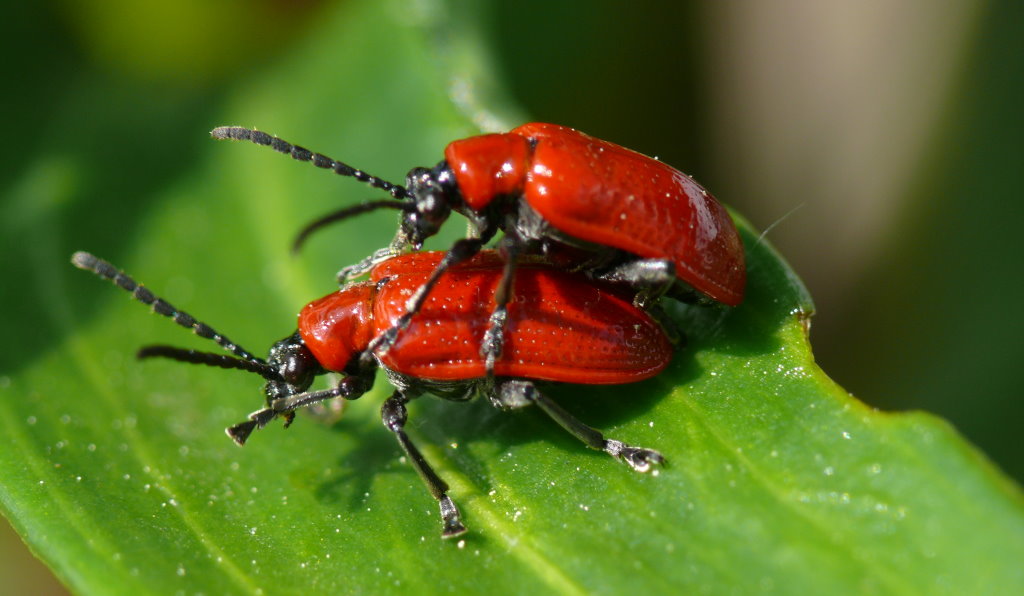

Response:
(263, 331), (323, 406)
(400, 163), (458, 248)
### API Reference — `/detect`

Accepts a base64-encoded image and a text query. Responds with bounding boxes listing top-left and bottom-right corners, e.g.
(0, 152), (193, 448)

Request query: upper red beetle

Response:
(211, 123), (745, 370)
(72, 250), (672, 538)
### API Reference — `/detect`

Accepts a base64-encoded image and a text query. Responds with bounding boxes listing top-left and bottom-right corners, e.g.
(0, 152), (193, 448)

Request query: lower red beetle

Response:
(212, 123), (744, 376)
(72, 250), (672, 537)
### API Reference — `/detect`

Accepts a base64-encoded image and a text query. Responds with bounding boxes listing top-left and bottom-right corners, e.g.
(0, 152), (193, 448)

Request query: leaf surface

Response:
(1, 1), (1022, 594)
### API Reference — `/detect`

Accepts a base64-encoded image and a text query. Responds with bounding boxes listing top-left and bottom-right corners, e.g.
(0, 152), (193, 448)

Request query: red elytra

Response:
(445, 123), (745, 306)
(212, 122), (746, 307)
(72, 250), (671, 539)
(300, 251), (671, 383)
(211, 122), (743, 384)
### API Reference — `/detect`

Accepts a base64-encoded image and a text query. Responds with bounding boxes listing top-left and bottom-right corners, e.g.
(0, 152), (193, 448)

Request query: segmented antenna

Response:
(292, 199), (413, 254)
(71, 252), (267, 368)
(137, 346), (281, 381)
(210, 127), (409, 199)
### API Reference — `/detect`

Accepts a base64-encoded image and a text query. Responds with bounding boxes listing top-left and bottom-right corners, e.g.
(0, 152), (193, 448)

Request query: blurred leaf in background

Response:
(60, 0), (323, 86)
(2, 0), (1023, 593)
(2, 1), (329, 594)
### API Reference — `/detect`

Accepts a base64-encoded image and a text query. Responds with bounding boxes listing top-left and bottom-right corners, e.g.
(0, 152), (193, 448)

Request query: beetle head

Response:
(400, 163), (458, 249)
(263, 331), (323, 405)
(70, 251), (330, 446)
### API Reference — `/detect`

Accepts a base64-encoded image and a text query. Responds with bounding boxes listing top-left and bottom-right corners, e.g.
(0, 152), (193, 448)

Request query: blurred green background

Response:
(2, 0), (1020, 592)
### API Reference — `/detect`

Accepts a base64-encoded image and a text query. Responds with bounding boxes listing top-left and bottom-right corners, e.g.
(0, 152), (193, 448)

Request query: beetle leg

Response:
(481, 240), (521, 378)
(641, 302), (685, 347)
(381, 390), (467, 538)
(596, 258), (676, 309)
(335, 244), (406, 284)
(361, 236), (487, 366)
(493, 380), (665, 473)
(226, 375), (372, 445)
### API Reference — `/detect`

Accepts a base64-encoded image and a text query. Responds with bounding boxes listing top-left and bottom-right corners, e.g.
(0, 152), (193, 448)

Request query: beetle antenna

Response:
(211, 127), (409, 199)
(292, 199), (415, 254)
(755, 202), (805, 248)
(71, 252), (266, 366)
(137, 345), (281, 381)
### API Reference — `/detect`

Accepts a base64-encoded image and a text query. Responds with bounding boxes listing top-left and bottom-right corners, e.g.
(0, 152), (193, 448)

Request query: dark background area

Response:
(2, 1), (1020, 592)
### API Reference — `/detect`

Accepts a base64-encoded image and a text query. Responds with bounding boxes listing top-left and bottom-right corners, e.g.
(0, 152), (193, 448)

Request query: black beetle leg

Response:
(481, 241), (521, 379)
(361, 236), (487, 367)
(596, 257), (676, 310)
(492, 380), (665, 473)
(381, 390), (467, 538)
(226, 375), (372, 446)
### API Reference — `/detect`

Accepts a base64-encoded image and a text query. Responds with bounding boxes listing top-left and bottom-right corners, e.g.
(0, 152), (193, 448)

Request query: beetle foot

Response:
(225, 407), (277, 446)
(225, 420), (257, 445)
(481, 306), (509, 374)
(336, 245), (401, 284)
(604, 439), (665, 473)
(439, 495), (467, 538)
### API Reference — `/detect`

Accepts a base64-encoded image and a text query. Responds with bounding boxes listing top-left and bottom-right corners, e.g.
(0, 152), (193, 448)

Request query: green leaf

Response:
(2, 1), (1023, 594)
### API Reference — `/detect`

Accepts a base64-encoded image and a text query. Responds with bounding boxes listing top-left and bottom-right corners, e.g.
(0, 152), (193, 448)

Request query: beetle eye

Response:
(420, 193), (451, 225)
(267, 333), (320, 390)
(281, 353), (312, 387)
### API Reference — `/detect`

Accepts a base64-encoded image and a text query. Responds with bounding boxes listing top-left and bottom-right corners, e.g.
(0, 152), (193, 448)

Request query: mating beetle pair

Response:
(213, 123), (745, 374)
(75, 123), (746, 537)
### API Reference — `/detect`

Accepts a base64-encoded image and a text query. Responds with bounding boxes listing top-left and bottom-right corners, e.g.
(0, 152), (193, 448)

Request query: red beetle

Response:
(212, 123), (745, 371)
(72, 250), (671, 538)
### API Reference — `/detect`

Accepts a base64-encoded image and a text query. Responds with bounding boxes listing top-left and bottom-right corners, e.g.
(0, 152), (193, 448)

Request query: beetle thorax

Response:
(298, 284), (378, 373)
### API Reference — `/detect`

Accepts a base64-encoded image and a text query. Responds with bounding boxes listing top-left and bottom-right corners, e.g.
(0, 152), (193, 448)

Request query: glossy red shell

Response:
(298, 252), (672, 384)
(299, 282), (376, 372)
(445, 122), (746, 306)
(444, 133), (530, 206)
